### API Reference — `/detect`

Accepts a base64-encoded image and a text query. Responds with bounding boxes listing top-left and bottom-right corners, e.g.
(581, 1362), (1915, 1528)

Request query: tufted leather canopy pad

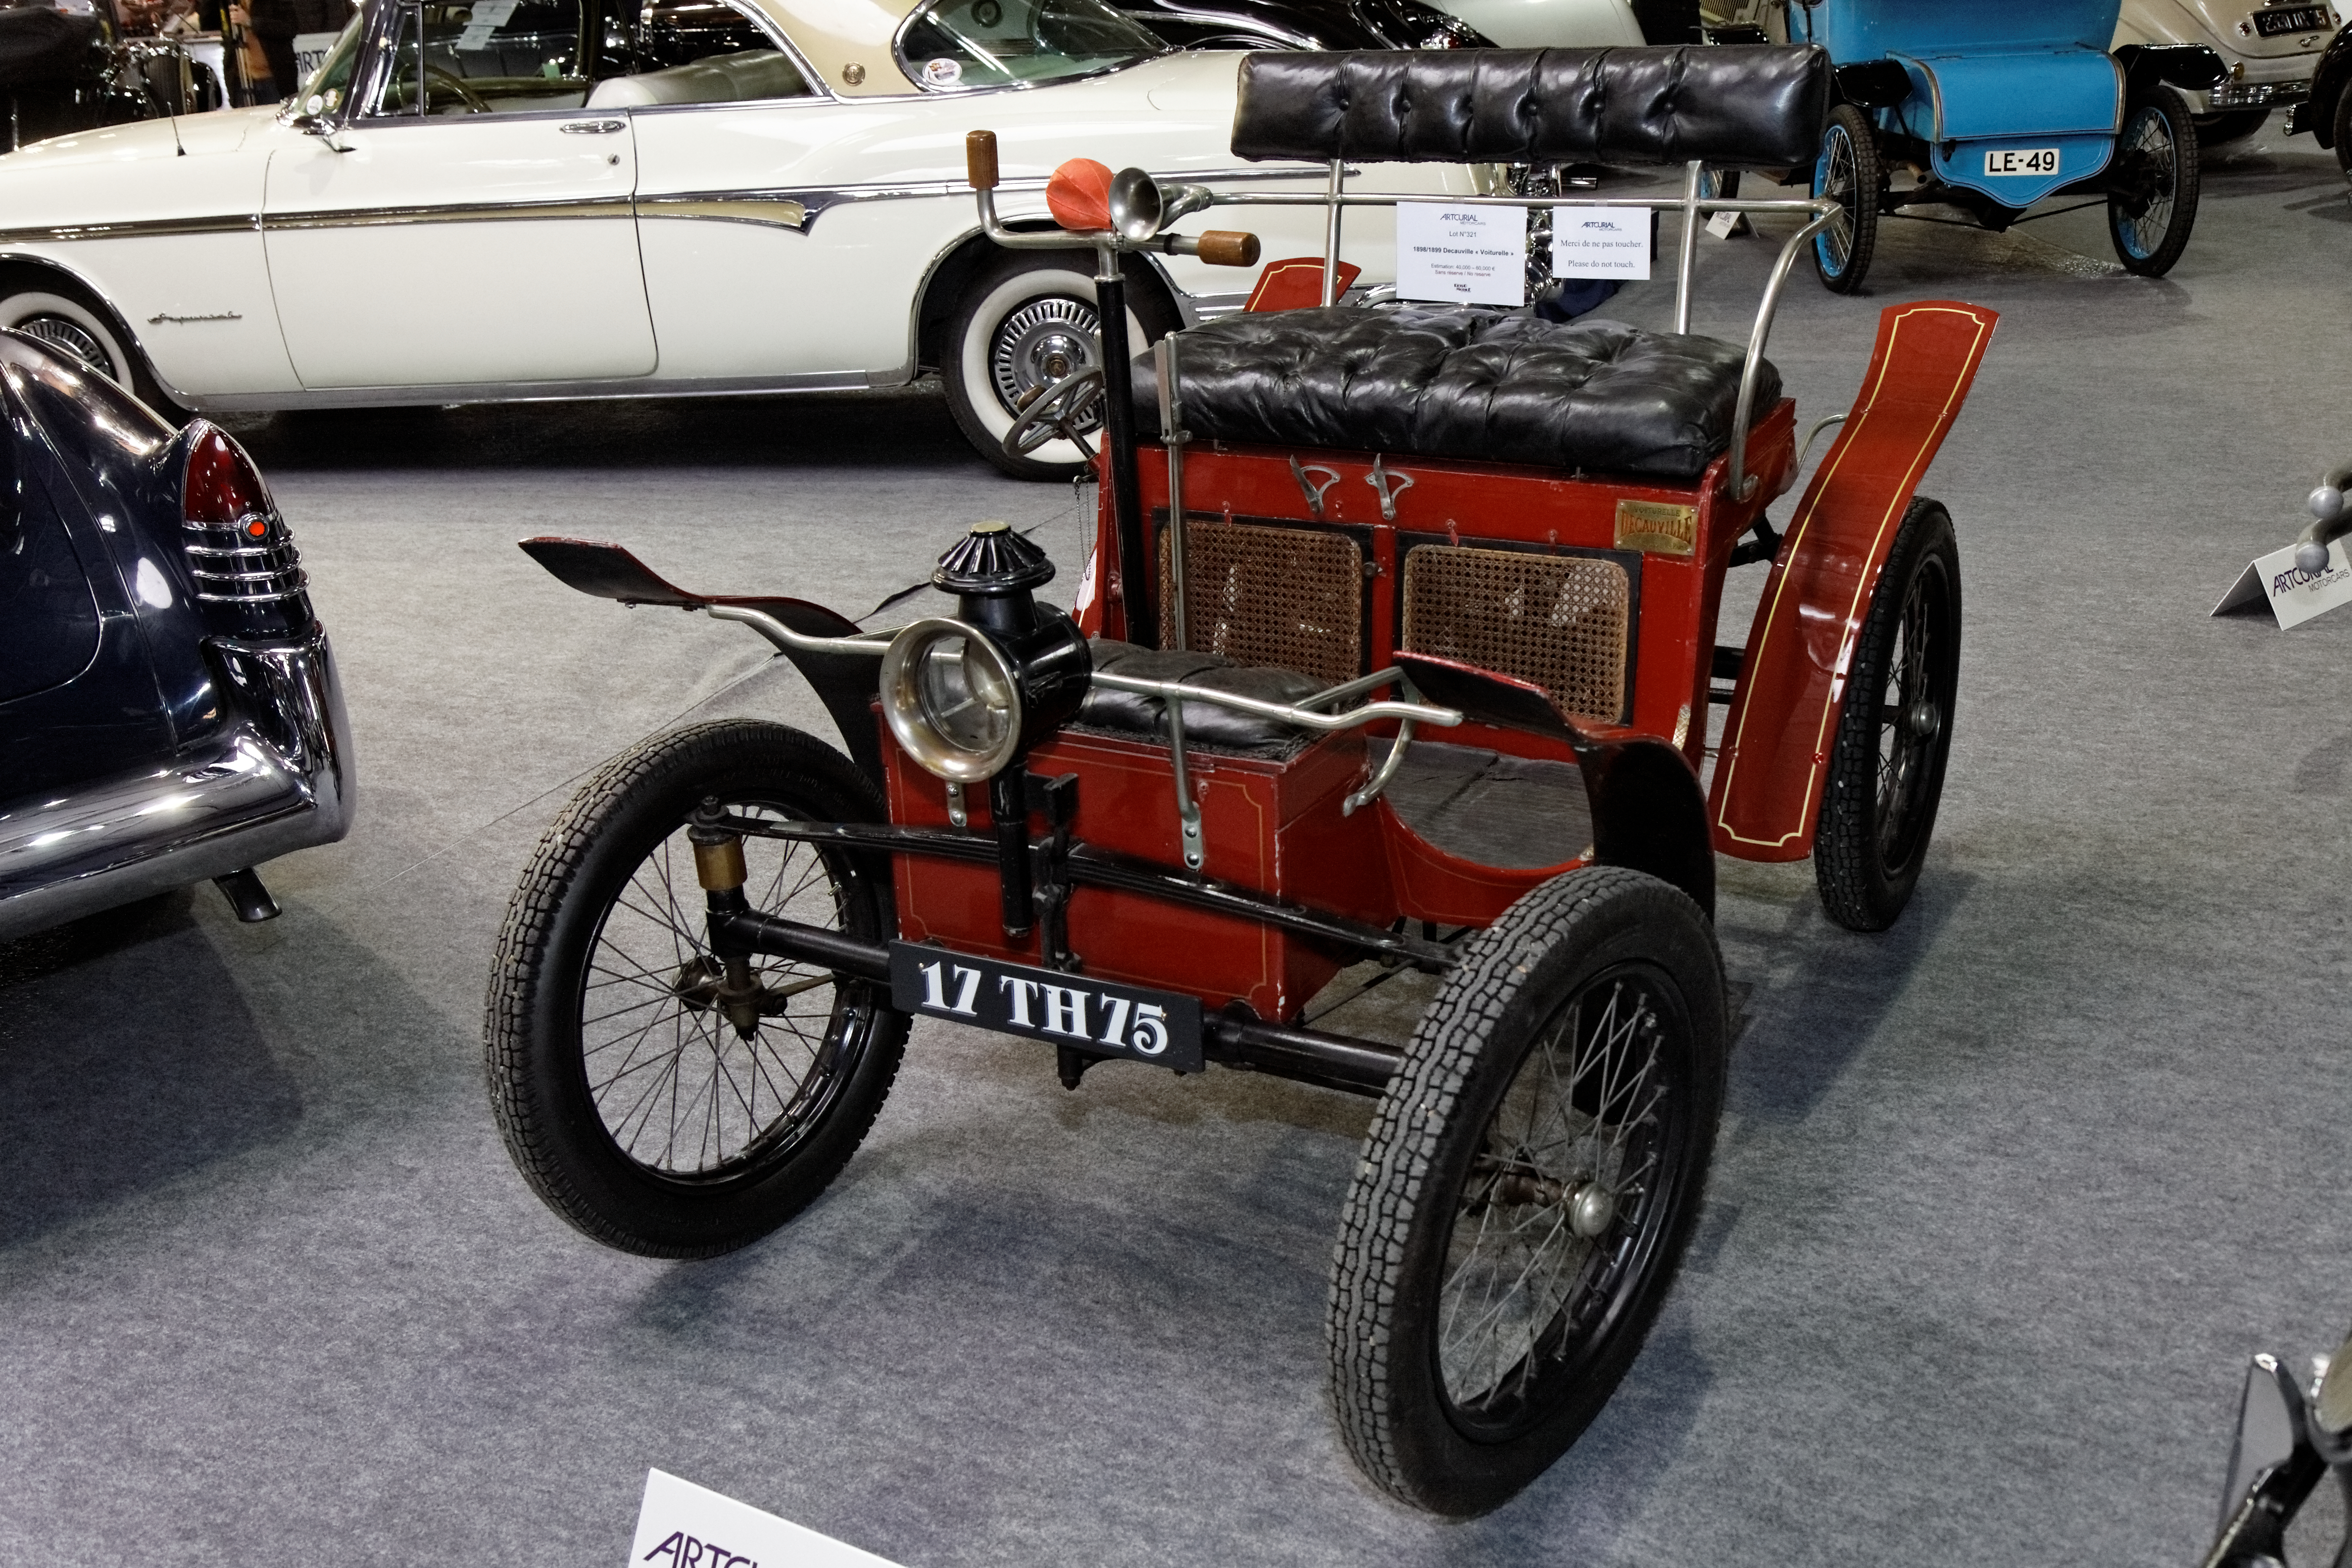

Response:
(1232, 46), (1829, 169)
(1138, 305), (1775, 481)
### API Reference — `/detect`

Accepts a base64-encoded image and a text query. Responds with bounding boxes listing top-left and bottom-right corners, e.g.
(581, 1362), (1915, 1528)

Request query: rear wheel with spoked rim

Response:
(484, 719), (908, 1257)
(2108, 85), (2201, 276)
(1814, 497), (1961, 932)
(1811, 102), (1880, 294)
(1328, 867), (1726, 1516)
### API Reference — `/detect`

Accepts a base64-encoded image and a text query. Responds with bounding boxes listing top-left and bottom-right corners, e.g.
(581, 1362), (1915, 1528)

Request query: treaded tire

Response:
(1328, 866), (1726, 1516)
(1811, 102), (1881, 294)
(1813, 497), (1960, 932)
(2108, 85), (2201, 277)
(484, 720), (907, 1257)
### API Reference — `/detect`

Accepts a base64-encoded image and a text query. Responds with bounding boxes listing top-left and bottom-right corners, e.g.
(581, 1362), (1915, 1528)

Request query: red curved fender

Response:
(1709, 301), (1998, 862)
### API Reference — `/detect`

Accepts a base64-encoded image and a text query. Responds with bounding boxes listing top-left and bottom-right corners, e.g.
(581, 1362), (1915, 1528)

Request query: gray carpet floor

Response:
(4, 121), (2351, 1567)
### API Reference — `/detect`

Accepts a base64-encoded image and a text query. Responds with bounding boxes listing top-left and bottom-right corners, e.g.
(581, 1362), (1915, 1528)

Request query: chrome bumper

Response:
(0, 630), (356, 941)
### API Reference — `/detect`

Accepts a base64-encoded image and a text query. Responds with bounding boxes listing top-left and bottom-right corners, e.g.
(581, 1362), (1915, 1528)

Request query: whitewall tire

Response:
(941, 250), (1173, 482)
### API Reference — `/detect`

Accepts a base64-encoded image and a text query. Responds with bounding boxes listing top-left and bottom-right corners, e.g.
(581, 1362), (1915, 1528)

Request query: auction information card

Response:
(1551, 205), (1652, 280)
(1396, 202), (1527, 307)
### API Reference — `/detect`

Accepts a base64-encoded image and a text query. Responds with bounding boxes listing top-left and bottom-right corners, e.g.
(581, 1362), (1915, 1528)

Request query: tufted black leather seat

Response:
(1230, 46), (1830, 168)
(1138, 305), (1775, 481)
(1075, 639), (1324, 754)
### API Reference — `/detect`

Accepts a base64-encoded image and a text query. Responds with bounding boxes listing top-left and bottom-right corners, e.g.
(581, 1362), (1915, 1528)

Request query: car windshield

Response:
(894, 0), (1161, 91)
(294, 11), (366, 111)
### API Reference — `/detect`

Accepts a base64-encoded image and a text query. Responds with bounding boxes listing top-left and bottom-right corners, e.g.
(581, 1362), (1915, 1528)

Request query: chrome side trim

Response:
(0, 212), (258, 246)
(0, 629), (354, 941)
(265, 196), (639, 229)
(180, 366), (876, 412)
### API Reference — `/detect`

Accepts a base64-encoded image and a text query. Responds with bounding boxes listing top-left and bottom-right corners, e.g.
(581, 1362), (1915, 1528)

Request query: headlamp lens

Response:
(880, 617), (1026, 783)
(920, 634), (1015, 755)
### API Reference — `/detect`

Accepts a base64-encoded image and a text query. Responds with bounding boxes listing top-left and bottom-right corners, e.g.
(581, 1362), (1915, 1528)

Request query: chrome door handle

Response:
(561, 119), (626, 134)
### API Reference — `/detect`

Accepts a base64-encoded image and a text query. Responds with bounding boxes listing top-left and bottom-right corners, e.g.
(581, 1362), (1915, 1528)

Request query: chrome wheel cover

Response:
(16, 314), (111, 378)
(987, 295), (1104, 433)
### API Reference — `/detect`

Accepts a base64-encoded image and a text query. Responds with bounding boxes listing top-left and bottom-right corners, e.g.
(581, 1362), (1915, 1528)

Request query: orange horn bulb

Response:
(1045, 158), (1115, 233)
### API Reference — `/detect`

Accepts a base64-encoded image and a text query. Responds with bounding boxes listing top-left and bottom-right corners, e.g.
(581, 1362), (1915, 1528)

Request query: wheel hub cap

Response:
(1906, 700), (1941, 739)
(15, 315), (109, 378)
(989, 297), (1103, 430)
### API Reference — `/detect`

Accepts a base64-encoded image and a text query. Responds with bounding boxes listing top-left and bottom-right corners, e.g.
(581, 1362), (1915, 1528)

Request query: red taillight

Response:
(178, 420), (311, 639)
(183, 422), (276, 532)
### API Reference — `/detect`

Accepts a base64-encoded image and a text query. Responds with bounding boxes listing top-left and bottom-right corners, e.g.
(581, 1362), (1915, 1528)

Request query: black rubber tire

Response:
(0, 271), (188, 423)
(2192, 108), (2270, 147)
(2333, 87), (2352, 178)
(484, 719), (908, 1258)
(1328, 866), (1727, 1517)
(1813, 497), (1960, 933)
(1811, 103), (1881, 294)
(940, 247), (1176, 482)
(2107, 85), (2201, 277)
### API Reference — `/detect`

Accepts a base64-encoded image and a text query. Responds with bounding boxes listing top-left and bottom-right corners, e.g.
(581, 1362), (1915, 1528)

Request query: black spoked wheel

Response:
(2108, 85), (2201, 277)
(1329, 868), (1726, 1516)
(1814, 497), (1961, 932)
(484, 720), (908, 1257)
(1811, 103), (1881, 294)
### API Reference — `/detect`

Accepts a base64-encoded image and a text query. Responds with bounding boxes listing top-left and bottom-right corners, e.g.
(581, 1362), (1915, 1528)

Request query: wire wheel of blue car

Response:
(1814, 497), (1961, 932)
(1811, 103), (1881, 294)
(1328, 867), (1726, 1516)
(2107, 86), (2200, 278)
(484, 720), (908, 1258)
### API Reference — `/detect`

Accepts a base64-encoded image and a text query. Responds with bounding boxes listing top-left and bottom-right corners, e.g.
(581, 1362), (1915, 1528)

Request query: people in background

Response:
(246, 0), (344, 100)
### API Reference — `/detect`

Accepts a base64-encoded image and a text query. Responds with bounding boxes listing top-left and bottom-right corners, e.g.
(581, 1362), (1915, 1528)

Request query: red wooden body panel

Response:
(1091, 399), (1799, 775)
(1374, 797), (1581, 927)
(1709, 301), (1998, 862)
(887, 724), (1396, 1020)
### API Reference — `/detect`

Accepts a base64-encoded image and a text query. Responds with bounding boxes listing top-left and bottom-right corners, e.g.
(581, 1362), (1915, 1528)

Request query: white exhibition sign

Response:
(2211, 539), (2352, 630)
(628, 1470), (905, 1568)
(1396, 201), (1527, 307)
(1550, 204), (1651, 280)
(289, 31), (341, 83)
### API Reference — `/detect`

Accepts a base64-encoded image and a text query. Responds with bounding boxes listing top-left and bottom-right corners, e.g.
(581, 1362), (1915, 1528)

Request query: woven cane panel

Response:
(1158, 519), (1363, 686)
(1401, 545), (1629, 723)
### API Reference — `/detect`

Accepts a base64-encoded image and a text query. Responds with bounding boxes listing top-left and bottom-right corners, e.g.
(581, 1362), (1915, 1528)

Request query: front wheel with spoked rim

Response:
(1813, 496), (1961, 932)
(2108, 85), (2201, 277)
(484, 719), (908, 1258)
(1811, 102), (1881, 294)
(1328, 867), (1726, 1516)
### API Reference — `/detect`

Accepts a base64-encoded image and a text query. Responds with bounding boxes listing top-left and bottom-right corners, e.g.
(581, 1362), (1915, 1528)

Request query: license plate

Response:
(888, 942), (1205, 1073)
(2254, 5), (2329, 36)
(1983, 147), (2060, 177)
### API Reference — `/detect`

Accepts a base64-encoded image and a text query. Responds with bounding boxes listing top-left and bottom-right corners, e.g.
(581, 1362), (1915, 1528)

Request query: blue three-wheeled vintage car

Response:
(1786, 0), (2226, 290)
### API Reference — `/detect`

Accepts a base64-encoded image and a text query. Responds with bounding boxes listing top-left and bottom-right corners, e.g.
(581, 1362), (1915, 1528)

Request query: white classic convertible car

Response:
(0, 0), (1474, 475)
